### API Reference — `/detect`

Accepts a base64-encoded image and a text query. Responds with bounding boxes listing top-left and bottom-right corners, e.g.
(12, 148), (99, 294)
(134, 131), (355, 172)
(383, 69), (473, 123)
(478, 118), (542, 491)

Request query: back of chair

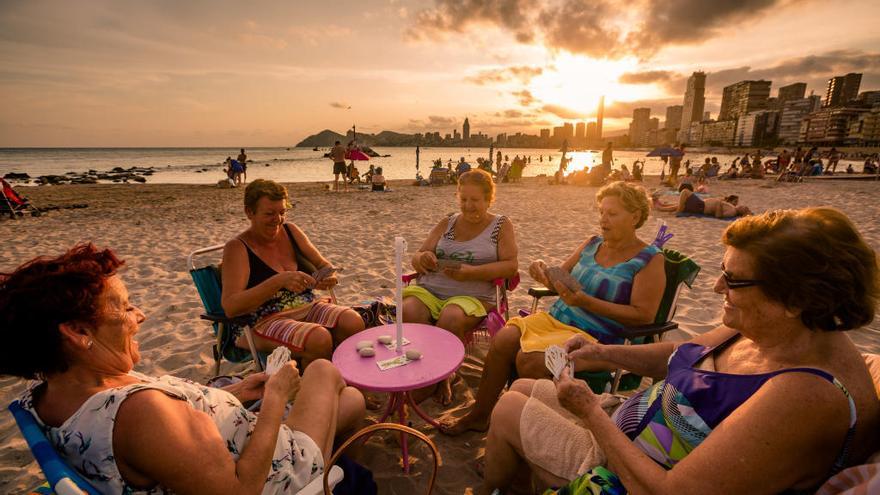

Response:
(654, 249), (701, 324)
(190, 265), (225, 317)
(9, 401), (100, 495)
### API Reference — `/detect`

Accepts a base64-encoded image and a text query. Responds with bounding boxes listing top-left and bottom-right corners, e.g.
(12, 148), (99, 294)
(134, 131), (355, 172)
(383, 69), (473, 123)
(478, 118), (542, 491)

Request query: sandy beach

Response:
(1, 177), (879, 494)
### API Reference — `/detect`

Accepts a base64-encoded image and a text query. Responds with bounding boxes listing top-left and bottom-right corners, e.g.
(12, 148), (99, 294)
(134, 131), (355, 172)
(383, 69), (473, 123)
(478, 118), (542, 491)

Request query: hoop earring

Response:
(86, 340), (93, 349)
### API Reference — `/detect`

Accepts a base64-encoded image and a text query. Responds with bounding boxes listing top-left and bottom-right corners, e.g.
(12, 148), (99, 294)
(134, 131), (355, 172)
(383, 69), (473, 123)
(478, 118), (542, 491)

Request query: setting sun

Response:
(528, 54), (661, 117)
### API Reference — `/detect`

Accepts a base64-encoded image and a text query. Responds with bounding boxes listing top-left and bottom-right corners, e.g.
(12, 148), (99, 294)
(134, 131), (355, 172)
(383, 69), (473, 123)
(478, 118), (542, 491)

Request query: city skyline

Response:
(1, 0), (879, 147)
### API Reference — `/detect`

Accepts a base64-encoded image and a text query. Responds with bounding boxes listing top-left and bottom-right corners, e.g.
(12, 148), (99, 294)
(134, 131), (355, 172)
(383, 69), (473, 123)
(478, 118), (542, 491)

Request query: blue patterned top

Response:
(548, 236), (660, 344)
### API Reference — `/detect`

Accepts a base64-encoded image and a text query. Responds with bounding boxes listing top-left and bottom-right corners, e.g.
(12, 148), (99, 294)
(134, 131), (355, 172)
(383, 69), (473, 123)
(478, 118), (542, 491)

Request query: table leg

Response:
(376, 392), (399, 424)
(404, 391), (442, 429)
(396, 393), (410, 473)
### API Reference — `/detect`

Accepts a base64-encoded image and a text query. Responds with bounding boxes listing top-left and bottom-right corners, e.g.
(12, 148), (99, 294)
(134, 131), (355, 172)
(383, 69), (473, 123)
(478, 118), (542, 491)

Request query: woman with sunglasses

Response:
(479, 207), (880, 494)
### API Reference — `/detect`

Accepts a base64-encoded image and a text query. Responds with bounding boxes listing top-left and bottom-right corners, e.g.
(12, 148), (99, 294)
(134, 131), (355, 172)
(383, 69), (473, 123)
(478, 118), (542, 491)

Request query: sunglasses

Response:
(720, 267), (762, 289)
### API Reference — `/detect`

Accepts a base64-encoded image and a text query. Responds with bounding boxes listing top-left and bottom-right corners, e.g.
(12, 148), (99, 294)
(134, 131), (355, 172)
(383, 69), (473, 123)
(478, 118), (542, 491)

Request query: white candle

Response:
(394, 236), (407, 352)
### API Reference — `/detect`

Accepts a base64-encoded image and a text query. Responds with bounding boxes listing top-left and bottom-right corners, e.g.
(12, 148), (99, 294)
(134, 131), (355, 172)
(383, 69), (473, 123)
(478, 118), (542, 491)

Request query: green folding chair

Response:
(527, 248), (700, 394)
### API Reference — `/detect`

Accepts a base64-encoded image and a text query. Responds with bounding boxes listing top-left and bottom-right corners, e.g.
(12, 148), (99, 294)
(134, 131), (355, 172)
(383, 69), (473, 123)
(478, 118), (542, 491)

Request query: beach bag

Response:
(332, 454), (378, 495)
(353, 298), (396, 328)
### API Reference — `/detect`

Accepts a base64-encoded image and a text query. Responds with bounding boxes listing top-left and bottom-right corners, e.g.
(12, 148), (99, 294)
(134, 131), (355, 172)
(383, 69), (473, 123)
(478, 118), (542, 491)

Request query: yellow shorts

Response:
(402, 285), (488, 321)
(508, 311), (597, 353)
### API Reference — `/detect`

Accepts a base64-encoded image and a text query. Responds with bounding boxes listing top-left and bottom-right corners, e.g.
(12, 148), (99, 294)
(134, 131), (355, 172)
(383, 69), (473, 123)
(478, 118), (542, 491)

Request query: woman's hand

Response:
(265, 361), (301, 403)
(275, 271), (315, 293)
(528, 259), (550, 286)
(413, 251), (438, 274)
(314, 275), (338, 290)
(556, 366), (601, 419)
(564, 334), (603, 362)
(553, 281), (588, 308)
(443, 263), (475, 281)
(235, 372), (269, 402)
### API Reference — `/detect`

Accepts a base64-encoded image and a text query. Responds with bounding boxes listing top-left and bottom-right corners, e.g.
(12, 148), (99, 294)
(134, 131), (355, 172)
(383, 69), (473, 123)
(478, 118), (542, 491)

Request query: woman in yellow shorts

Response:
(442, 181), (665, 434)
(403, 169), (518, 404)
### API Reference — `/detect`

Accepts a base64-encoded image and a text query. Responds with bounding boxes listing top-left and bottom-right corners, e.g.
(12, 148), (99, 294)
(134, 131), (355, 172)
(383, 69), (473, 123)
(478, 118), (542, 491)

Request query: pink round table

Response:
(332, 323), (464, 472)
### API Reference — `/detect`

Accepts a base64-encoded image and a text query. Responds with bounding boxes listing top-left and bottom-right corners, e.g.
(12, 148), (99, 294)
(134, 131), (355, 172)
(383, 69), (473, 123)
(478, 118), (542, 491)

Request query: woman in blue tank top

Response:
(442, 181), (666, 435)
(482, 207), (880, 494)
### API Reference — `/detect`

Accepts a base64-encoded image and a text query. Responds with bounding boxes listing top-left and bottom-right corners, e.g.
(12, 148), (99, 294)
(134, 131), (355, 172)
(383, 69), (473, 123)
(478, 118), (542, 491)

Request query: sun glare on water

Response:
(529, 54), (658, 118)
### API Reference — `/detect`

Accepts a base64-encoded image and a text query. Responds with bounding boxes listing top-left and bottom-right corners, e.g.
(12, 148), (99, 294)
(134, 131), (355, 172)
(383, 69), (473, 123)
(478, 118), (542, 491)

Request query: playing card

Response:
(382, 337), (411, 350)
(545, 345), (568, 380)
(436, 259), (462, 271)
(265, 346), (292, 376)
(545, 266), (581, 292)
(376, 355), (412, 371)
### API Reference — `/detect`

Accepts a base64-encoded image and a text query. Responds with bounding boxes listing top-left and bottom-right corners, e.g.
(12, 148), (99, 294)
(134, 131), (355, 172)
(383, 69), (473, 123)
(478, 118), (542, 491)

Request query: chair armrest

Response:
(200, 313), (251, 326)
(617, 321), (678, 340)
(402, 273), (419, 284)
(527, 286), (557, 298)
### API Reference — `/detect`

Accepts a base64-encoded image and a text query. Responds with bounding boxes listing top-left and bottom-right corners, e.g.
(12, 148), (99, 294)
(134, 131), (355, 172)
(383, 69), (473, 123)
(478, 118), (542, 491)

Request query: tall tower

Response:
(680, 72), (706, 130)
(462, 118), (470, 140)
(596, 96), (605, 140)
(824, 73), (862, 107)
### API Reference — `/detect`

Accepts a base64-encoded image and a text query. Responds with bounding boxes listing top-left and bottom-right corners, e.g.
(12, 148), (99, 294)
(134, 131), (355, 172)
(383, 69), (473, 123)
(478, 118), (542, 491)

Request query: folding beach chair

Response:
(429, 168), (450, 186)
(187, 244), (337, 375)
(402, 272), (520, 348)
(1, 178), (40, 219)
(525, 248), (700, 394)
(10, 400), (439, 494)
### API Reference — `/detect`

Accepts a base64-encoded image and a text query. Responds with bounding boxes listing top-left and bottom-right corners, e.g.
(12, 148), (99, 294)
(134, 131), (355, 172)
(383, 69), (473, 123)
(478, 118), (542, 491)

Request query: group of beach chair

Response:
(11, 225), (880, 494)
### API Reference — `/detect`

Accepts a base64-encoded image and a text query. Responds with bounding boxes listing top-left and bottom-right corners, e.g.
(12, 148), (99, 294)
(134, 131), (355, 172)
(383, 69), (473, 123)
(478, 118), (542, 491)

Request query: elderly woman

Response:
(481, 207), (880, 494)
(404, 168), (518, 404)
(0, 244), (366, 494)
(222, 179), (365, 368)
(443, 181), (665, 435)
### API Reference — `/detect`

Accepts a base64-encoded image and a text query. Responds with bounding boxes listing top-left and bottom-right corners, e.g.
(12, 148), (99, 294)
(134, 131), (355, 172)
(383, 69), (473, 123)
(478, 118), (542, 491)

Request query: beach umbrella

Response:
(416, 146), (420, 171)
(345, 149), (370, 161)
(646, 147), (683, 158)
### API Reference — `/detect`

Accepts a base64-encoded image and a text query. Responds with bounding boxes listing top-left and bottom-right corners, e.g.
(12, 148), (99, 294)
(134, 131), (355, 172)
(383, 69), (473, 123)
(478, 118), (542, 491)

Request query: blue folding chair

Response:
(8, 400), (100, 495)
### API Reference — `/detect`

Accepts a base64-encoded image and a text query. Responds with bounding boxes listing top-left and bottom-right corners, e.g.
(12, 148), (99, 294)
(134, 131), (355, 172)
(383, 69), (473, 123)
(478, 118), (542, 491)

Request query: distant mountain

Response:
(295, 130), (347, 147)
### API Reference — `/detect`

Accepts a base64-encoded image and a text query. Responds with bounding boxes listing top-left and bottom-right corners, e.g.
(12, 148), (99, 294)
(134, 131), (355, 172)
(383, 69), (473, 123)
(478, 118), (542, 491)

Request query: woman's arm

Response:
(220, 239), (312, 317)
(411, 218), (448, 274)
(113, 387), (288, 495)
(570, 371), (851, 495)
(554, 252), (665, 326)
(444, 218), (518, 281)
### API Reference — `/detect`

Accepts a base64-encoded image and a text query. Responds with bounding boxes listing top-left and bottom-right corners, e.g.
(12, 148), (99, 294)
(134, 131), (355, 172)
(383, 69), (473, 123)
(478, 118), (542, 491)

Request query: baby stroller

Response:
(1, 178), (40, 219)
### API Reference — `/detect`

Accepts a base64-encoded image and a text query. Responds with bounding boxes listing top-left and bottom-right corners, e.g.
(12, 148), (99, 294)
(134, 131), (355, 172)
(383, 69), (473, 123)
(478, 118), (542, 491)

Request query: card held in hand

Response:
(436, 259), (462, 271)
(545, 266), (581, 292)
(312, 265), (342, 283)
(265, 346), (292, 376)
(545, 345), (569, 380)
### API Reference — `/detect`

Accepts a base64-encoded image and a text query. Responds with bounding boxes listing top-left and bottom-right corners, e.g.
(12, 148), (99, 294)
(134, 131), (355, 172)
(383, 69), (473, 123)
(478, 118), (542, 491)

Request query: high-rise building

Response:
(453, 129), (461, 141)
(680, 72), (706, 131)
(824, 73), (862, 107)
(778, 97), (822, 144)
(586, 122), (598, 142)
(778, 83), (806, 106)
(563, 122), (574, 139)
(664, 105), (683, 132)
(462, 118), (470, 140)
(856, 91), (880, 107)
(735, 110), (779, 147)
(847, 106), (880, 146)
(718, 80), (772, 121)
(629, 108), (653, 147)
(540, 128), (550, 140)
(596, 96), (605, 140)
(800, 105), (869, 144)
(575, 122), (586, 140)
(701, 120), (738, 147)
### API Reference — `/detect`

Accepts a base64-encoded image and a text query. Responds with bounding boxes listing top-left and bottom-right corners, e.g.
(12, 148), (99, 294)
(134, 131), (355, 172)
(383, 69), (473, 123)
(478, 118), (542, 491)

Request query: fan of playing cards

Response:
(310, 266), (342, 289)
(545, 345), (574, 380)
(264, 346), (292, 375)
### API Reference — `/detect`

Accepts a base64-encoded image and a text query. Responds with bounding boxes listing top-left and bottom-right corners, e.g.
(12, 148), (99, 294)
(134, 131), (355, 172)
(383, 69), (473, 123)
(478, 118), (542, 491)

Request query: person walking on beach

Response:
(668, 144), (685, 185)
(329, 141), (347, 192)
(826, 147), (841, 174)
(601, 142), (613, 177)
(237, 148), (248, 184)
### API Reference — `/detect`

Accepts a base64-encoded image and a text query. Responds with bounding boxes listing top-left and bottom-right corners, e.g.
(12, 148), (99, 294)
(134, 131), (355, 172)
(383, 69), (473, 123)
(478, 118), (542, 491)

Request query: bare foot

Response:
(439, 410), (490, 436)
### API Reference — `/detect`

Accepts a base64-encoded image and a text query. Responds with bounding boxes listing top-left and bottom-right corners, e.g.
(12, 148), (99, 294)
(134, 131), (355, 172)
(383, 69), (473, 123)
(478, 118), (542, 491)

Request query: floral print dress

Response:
(20, 371), (323, 494)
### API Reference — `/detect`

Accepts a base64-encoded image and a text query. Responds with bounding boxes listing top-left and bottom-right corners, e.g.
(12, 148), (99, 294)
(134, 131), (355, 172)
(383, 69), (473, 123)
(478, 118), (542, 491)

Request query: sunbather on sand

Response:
(480, 207), (880, 494)
(654, 185), (752, 218)
(403, 169), (518, 405)
(221, 179), (365, 368)
(0, 244), (365, 494)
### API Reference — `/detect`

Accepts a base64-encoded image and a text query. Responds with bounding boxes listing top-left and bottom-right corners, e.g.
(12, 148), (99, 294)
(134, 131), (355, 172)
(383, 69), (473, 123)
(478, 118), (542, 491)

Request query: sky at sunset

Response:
(1, 0), (879, 147)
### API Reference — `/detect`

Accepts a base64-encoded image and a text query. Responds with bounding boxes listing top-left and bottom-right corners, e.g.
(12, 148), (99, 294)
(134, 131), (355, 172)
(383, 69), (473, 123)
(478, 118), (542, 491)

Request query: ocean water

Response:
(0, 146), (844, 185)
